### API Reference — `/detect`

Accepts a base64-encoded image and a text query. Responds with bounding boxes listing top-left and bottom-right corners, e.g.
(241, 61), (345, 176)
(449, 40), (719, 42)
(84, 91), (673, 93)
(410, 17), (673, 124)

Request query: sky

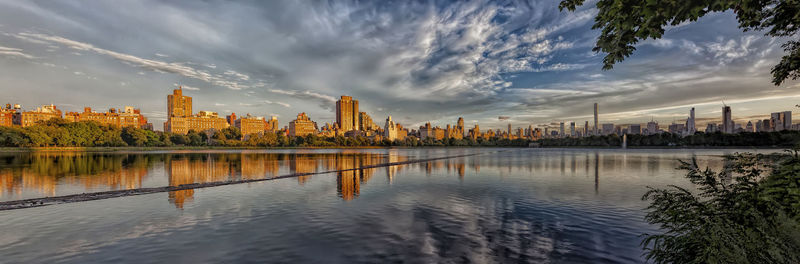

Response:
(0, 0), (798, 131)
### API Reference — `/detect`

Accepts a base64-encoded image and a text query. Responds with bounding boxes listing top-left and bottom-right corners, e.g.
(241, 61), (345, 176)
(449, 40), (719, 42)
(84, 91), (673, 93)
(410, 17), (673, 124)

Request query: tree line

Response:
(536, 131), (800, 147)
(0, 119), (532, 148)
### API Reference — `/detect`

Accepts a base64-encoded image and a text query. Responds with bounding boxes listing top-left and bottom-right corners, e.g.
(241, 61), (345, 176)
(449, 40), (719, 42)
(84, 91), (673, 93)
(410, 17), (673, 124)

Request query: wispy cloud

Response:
(0, 45), (34, 59)
(16, 32), (251, 90)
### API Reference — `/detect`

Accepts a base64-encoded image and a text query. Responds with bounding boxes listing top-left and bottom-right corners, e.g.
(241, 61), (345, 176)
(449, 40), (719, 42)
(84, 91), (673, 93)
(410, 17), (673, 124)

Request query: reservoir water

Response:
(0, 148), (762, 263)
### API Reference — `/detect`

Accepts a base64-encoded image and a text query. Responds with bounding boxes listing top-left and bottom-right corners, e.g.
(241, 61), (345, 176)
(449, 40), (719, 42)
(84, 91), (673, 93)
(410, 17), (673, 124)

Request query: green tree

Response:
(559, 0), (800, 85)
(641, 152), (800, 263)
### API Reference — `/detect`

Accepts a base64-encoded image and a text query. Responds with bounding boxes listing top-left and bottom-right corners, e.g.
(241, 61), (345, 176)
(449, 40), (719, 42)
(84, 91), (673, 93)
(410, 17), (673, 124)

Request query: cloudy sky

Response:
(0, 0), (797, 131)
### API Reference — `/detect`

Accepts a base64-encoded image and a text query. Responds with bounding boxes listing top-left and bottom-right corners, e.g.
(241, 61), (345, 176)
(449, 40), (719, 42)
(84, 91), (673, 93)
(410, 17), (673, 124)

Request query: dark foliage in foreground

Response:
(559, 0), (800, 86)
(641, 151), (800, 263)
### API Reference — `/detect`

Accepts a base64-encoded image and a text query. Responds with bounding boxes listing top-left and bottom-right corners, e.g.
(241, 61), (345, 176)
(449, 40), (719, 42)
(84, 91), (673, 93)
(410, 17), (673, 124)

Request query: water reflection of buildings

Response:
(0, 152), (152, 200)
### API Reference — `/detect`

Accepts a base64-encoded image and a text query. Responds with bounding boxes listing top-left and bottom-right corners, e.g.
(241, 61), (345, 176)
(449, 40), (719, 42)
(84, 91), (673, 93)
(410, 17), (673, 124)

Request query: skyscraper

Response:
(687, 107), (696, 135)
(335, 96), (359, 132)
(722, 105), (732, 133)
(570, 122), (575, 137)
(167, 87), (192, 118)
(770, 111), (792, 131)
(559, 122), (565, 138)
(593, 103), (598, 136)
(584, 121), (589, 137)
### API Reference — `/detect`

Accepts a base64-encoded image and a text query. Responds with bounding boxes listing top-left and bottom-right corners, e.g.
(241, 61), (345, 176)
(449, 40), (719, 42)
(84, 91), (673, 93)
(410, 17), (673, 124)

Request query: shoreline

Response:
(0, 145), (789, 152)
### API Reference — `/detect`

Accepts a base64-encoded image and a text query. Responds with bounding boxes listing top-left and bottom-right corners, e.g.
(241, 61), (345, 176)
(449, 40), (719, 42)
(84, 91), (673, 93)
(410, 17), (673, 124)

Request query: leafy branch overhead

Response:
(559, 0), (800, 85)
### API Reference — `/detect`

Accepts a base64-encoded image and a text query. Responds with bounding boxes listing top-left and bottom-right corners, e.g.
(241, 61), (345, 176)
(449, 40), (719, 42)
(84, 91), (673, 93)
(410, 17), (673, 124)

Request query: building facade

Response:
(165, 88), (229, 134)
(335, 96), (359, 132)
(21, 104), (63, 127)
(289, 112), (317, 137)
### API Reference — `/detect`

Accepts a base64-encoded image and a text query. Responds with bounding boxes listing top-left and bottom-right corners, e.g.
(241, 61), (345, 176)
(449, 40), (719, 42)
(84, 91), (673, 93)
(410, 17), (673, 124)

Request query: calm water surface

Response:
(0, 148), (767, 263)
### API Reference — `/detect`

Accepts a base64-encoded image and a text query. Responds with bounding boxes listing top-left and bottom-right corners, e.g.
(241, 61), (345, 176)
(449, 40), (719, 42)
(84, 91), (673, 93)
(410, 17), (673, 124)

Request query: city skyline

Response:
(1, 1), (799, 131)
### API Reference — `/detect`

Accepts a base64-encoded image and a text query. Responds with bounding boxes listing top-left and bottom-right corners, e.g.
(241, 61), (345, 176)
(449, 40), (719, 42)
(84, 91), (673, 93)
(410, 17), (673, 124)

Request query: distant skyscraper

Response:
(507, 123), (512, 138)
(593, 103), (598, 135)
(584, 121), (589, 137)
(687, 107), (696, 135)
(722, 105), (732, 133)
(770, 111), (792, 131)
(745, 121), (754, 132)
(569, 122), (575, 137)
(647, 120), (659, 135)
(335, 96), (359, 132)
(559, 122), (565, 137)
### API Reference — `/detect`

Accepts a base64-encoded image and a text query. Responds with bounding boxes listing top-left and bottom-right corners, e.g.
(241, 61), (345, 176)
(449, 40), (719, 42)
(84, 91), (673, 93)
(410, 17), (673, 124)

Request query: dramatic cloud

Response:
(0, 0), (795, 130)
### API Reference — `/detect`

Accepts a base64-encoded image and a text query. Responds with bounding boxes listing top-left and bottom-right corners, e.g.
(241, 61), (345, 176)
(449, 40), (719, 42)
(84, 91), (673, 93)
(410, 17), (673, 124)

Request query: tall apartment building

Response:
(770, 111), (792, 131)
(593, 103), (599, 135)
(687, 107), (696, 135)
(165, 88), (229, 134)
(21, 104), (62, 127)
(267, 116), (279, 132)
(358, 112), (378, 131)
(336, 96), (359, 132)
(289, 112), (317, 137)
(721, 105), (732, 133)
(384, 116), (399, 141)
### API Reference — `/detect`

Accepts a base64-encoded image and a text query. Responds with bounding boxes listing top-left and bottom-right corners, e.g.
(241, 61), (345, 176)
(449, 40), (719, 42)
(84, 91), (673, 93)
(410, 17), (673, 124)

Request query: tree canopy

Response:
(559, 0), (800, 85)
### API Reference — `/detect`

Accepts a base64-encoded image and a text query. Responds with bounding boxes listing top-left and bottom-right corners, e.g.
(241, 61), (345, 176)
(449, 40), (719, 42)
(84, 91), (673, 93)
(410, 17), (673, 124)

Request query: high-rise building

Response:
(165, 88), (229, 134)
(384, 116), (399, 141)
(168, 88), (192, 118)
(770, 111), (792, 131)
(593, 103), (599, 136)
(745, 121), (754, 132)
(267, 116), (279, 132)
(335, 96), (359, 132)
(559, 122), (565, 138)
(507, 123), (512, 139)
(584, 121), (589, 137)
(721, 105), (732, 133)
(569, 122), (575, 137)
(289, 112), (317, 137)
(358, 112), (378, 131)
(687, 107), (696, 135)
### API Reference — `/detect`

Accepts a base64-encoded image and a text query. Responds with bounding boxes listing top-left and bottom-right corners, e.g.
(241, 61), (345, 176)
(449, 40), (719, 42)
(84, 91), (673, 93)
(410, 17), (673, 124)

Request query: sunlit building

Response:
(21, 104), (62, 127)
(289, 112), (317, 137)
(65, 106), (149, 129)
(335, 96), (359, 132)
(235, 114), (267, 138)
(165, 87), (229, 134)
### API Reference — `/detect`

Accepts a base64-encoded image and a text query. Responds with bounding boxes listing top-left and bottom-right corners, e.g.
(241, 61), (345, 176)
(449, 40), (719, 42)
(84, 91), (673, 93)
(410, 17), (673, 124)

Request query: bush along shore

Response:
(641, 150), (800, 263)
